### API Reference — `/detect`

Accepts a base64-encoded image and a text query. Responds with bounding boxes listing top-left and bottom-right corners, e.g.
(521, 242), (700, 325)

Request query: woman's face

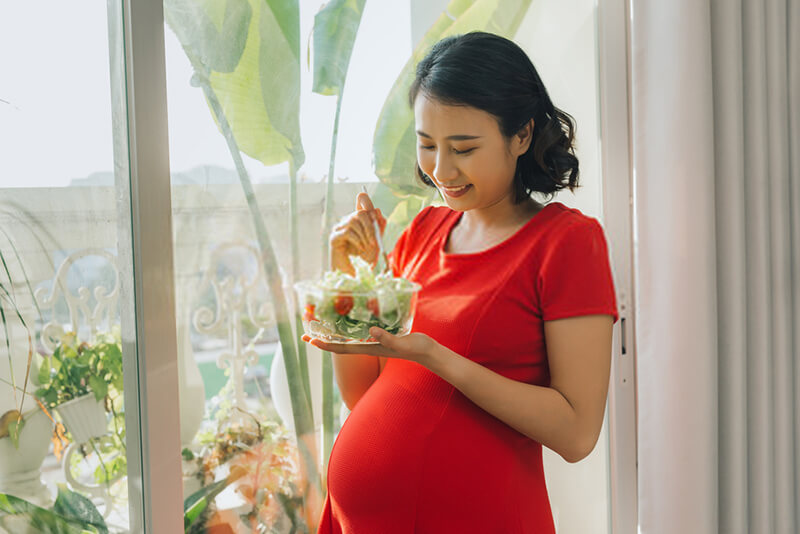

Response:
(413, 93), (532, 211)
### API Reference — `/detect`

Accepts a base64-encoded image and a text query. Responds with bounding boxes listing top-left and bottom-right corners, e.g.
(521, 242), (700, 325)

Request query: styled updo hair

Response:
(409, 32), (580, 204)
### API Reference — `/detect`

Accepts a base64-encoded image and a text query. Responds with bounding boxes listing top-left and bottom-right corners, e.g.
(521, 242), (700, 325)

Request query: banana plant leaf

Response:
(163, 0), (251, 73)
(165, 0), (320, 513)
(166, 0), (305, 168)
(312, 0), (367, 96)
(0, 486), (108, 534)
(372, 0), (533, 197)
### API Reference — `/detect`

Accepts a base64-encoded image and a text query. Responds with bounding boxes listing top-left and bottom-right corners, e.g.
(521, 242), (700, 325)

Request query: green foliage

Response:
(165, 0), (305, 169)
(52, 485), (108, 534)
(0, 248), (36, 422)
(163, 0), (251, 73)
(6, 417), (24, 449)
(34, 330), (123, 411)
(0, 203), (56, 425)
(0, 486), (108, 534)
(183, 475), (233, 532)
(311, 0), (366, 96)
(35, 330), (127, 485)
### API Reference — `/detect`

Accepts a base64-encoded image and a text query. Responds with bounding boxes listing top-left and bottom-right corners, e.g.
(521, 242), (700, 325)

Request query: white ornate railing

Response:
(192, 241), (274, 421)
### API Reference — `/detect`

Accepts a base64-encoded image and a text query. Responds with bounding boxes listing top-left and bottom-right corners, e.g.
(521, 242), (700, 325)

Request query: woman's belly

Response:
(325, 359), (554, 533)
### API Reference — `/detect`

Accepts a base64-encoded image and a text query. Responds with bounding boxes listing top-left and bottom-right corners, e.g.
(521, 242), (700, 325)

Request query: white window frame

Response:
(598, 0), (639, 532)
(120, 0), (184, 531)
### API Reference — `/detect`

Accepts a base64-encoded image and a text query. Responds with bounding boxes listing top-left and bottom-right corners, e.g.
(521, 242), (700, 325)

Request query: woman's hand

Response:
(302, 328), (441, 369)
(330, 192), (387, 276)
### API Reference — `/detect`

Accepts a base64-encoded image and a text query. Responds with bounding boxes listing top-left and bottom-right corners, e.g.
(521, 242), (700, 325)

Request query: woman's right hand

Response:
(330, 192), (387, 275)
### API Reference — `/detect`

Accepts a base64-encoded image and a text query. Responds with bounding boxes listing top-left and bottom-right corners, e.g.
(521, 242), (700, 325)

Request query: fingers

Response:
(356, 191), (375, 212)
(356, 192), (386, 233)
(330, 200), (385, 271)
(332, 212), (371, 251)
(330, 225), (365, 255)
(353, 211), (375, 246)
(376, 208), (387, 233)
(303, 336), (388, 356)
(369, 327), (396, 349)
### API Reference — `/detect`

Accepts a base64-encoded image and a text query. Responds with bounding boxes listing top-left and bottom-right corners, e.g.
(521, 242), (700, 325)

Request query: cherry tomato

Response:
(367, 298), (380, 317)
(333, 295), (354, 315)
(303, 304), (316, 322)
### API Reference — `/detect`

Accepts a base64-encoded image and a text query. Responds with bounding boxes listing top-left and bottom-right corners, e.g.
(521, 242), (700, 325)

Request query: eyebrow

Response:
(416, 130), (482, 141)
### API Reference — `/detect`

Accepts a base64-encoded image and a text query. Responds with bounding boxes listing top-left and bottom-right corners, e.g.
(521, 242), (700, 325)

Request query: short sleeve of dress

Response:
(538, 219), (619, 323)
(388, 228), (409, 278)
(387, 206), (434, 278)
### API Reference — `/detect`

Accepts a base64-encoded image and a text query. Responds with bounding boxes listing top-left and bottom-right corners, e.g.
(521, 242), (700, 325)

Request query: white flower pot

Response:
(0, 408), (54, 505)
(270, 343), (322, 433)
(0, 320), (53, 505)
(57, 394), (107, 443)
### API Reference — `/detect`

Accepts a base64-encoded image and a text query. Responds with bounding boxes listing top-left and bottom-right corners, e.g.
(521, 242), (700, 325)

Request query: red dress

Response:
(317, 202), (619, 533)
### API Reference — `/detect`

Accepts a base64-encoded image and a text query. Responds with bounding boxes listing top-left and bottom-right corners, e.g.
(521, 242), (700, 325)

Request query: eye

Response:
(453, 147), (476, 155)
(418, 145), (435, 151)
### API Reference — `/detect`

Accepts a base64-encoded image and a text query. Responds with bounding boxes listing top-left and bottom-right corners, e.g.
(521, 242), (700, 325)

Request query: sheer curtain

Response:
(630, 0), (799, 532)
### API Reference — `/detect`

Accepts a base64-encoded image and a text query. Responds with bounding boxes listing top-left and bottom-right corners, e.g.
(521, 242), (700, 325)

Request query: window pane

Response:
(0, 1), (140, 531)
(163, 0), (414, 530)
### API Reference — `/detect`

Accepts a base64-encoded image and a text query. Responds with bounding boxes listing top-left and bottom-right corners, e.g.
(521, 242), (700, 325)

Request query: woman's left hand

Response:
(302, 328), (441, 368)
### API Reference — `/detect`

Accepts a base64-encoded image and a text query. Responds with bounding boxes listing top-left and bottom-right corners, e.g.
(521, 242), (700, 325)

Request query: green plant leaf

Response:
(0, 491), (104, 534)
(52, 486), (108, 534)
(7, 417), (24, 449)
(372, 0), (533, 196)
(183, 476), (233, 530)
(88, 377), (108, 401)
(165, 0), (305, 169)
(37, 355), (51, 385)
(311, 0), (366, 96)
(164, 0), (252, 73)
(92, 456), (125, 486)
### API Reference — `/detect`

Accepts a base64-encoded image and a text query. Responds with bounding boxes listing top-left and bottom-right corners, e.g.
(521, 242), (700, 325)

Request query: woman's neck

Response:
(460, 194), (542, 233)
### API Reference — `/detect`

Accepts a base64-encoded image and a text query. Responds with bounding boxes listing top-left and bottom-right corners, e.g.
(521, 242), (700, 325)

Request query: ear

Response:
(511, 118), (535, 157)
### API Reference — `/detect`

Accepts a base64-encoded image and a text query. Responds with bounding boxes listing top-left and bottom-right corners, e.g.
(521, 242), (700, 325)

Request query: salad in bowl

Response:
(294, 257), (421, 344)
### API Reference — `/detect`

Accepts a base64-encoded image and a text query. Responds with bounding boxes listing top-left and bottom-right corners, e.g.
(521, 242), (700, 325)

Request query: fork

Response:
(361, 185), (390, 273)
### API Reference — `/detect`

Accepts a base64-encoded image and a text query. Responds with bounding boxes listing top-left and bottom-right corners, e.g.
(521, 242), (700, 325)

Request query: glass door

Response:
(0, 1), (153, 531)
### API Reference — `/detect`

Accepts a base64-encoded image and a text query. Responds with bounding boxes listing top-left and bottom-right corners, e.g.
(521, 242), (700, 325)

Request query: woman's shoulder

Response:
(400, 204), (455, 241)
(540, 202), (607, 242)
(412, 204), (453, 228)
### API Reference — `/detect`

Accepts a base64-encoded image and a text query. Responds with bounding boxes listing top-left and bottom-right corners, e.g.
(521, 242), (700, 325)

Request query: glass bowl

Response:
(294, 278), (421, 344)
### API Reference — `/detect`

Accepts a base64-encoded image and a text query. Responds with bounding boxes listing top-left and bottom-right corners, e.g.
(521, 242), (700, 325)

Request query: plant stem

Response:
(110, 401), (126, 453)
(320, 92), (344, 475)
(288, 160), (314, 421)
(89, 439), (111, 487)
(195, 70), (320, 493)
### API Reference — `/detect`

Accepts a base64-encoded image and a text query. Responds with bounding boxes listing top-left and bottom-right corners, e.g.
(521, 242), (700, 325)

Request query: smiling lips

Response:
(441, 184), (472, 197)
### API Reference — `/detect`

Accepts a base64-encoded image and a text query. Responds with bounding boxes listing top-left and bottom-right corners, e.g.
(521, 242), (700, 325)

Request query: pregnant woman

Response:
(304, 31), (619, 533)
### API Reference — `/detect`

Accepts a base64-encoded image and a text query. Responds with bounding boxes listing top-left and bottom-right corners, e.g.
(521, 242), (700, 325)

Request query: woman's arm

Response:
(426, 314), (613, 463)
(306, 313), (613, 462)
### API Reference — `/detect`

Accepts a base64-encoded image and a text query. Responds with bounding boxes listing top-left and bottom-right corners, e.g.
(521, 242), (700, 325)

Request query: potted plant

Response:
(34, 330), (124, 445)
(0, 211), (57, 504)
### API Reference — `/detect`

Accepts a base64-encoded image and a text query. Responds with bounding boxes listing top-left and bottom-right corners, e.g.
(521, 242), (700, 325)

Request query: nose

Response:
(432, 151), (458, 184)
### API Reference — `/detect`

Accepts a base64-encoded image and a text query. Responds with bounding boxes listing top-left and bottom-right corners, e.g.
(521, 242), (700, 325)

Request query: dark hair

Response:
(408, 32), (580, 204)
